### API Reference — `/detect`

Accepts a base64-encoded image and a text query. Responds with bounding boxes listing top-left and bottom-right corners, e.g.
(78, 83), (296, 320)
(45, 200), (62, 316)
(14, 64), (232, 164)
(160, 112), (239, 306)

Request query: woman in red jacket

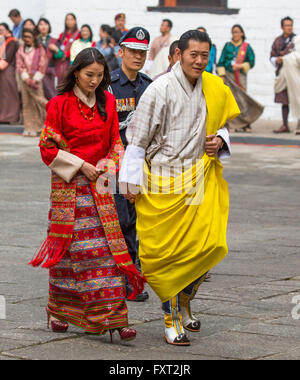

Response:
(29, 48), (144, 342)
(54, 13), (80, 84)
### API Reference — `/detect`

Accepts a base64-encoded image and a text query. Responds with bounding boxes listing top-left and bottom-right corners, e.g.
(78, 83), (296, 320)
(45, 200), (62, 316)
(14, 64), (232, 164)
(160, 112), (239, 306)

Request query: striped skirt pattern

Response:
(48, 175), (128, 335)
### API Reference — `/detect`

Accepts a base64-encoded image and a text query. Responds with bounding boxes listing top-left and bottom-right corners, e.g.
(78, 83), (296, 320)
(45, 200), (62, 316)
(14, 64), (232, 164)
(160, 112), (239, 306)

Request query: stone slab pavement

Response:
(0, 132), (300, 361)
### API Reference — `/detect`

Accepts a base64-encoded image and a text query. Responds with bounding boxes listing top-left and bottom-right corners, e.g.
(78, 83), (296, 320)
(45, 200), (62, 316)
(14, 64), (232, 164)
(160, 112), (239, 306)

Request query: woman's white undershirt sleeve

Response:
(119, 145), (146, 186)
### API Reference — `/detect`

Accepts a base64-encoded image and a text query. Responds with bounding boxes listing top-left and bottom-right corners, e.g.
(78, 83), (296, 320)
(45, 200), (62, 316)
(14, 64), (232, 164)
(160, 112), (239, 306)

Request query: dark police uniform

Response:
(111, 68), (152, 147)
(110, 27), (152, 301)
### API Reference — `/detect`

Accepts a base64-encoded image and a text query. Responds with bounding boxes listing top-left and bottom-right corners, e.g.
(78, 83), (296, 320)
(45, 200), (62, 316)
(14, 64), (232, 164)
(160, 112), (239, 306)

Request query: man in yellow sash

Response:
(119, 30), (240, 346)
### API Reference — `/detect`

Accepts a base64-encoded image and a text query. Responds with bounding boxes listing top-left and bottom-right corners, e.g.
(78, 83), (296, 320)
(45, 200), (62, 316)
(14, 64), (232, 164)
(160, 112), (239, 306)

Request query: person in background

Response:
(54, 13), (80, 84)
(110, 27), (152, 302)
(23, 19), (37, 35)
(197, 27), (216, 73)
(271, 16), (297, 134)
(274, 35), (300, 135)
(217, 24), (263, 133)
(70, 24), (96, 65)
(0, 23), (20, 124)
(153, 40), (180, 80)
(146, 19), (175, 79)
(37, 18), (57, 100)
(8, 9), (24, 39)
(111, 29), (123, 68)
(16, 28), (48, 136)
(96, 24), (120, 72)
(113, 13), (128, 36)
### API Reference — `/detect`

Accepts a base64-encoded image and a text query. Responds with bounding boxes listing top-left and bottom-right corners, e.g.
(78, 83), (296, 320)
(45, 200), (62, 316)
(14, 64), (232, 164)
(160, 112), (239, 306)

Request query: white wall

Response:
(1, 0), (300, 120)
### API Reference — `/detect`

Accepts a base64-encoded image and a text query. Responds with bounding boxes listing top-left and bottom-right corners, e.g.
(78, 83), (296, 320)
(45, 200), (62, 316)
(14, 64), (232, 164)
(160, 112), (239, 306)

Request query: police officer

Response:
(111, 27), (152, 302)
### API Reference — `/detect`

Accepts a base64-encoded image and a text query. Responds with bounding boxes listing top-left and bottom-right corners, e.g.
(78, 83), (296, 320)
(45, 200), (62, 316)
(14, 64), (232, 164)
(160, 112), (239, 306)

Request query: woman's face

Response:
(66, 15), (76, 31)
(75, 62), (105, 96)
(24, 21), (35, 31)
(81, 27), (91, 41)
(22, 32), (34, 47)
(232, 27), (244, 43)
(38, 20), (50, 36)
(100, 28), (109, 40)
(0, 25), (7, 37)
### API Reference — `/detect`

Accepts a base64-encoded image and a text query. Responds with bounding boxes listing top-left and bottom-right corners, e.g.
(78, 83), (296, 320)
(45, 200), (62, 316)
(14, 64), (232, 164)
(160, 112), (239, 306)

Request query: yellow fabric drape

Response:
(135, 73), (240, 303)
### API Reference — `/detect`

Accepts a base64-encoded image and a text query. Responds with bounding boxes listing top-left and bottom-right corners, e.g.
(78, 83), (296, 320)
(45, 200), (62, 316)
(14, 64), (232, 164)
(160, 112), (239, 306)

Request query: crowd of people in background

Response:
(0, 9), (299, 136)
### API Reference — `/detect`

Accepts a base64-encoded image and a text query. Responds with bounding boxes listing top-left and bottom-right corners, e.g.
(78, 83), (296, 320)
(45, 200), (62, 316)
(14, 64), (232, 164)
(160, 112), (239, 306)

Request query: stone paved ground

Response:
(0, 127), (300, 361)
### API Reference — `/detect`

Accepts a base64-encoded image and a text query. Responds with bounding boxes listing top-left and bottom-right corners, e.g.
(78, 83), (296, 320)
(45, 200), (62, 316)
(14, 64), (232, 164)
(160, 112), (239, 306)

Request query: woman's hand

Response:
(232, 63), (243, 71)
(205, 135), (224, 157)
(81, 162), (102, 182)
(49, 43), (59, 52)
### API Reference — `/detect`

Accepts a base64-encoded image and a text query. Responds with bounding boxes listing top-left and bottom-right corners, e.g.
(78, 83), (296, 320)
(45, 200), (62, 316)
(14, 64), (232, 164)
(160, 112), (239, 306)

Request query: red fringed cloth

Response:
(29, 125), (146, 300)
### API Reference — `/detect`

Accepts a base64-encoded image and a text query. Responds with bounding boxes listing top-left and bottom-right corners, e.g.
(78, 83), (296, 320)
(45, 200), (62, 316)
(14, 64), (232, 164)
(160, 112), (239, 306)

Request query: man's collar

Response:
(119, 67), (139, 86)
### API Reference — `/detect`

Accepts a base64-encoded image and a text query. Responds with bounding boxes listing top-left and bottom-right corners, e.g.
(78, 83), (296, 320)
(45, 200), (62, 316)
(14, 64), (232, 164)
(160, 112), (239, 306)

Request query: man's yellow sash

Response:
(135, 72), (240, 303)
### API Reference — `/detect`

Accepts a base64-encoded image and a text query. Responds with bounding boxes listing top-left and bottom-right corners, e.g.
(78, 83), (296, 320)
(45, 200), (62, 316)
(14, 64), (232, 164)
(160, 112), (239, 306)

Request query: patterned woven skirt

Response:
(47, 175), (128, 335)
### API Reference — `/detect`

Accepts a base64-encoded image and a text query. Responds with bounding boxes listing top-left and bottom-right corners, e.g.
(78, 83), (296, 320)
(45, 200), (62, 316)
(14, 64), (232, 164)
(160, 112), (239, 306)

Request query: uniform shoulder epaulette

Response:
(140, 72), (153, 83)
(111, 70), (121, 82)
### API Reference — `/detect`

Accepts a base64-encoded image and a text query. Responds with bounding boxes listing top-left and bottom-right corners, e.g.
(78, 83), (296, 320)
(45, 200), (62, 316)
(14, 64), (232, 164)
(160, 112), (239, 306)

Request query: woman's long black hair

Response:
(57, 48), (111, 120)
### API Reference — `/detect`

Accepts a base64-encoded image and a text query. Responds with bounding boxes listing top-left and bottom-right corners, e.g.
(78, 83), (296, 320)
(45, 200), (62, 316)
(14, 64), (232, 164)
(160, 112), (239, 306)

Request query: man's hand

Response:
(205, 135), (224, 157)
(81, 162), (102, 182)
(120, 182), (140, 204)
(276, 56), (283, 65)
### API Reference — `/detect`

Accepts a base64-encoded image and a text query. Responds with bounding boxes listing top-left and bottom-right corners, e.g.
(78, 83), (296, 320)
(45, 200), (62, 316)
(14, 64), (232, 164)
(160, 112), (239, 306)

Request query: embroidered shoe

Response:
(164, 326), (190, 346)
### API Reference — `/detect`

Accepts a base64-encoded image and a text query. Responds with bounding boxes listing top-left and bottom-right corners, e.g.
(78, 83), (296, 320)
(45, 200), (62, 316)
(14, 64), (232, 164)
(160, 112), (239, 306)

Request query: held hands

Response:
(205, 135), (224, 157)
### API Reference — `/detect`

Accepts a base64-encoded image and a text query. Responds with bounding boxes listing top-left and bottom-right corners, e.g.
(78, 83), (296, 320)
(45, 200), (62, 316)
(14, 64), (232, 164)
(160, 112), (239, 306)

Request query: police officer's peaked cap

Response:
(119, 27), (150, 51)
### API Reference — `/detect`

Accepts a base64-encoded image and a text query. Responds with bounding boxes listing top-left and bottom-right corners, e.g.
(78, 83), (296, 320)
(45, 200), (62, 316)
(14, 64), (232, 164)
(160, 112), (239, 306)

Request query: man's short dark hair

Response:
(163, 19), (173, 30)
(8, 9), (21, 18)
(281, 16), (294, 27)
(178, 30), (212, 54)
(169, 40), (179, 57)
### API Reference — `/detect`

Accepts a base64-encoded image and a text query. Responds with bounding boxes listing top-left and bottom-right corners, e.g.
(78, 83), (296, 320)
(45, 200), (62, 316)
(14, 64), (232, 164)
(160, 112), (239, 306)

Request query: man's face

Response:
(119, 47), (147, 72)
(115, 18), (125, 31)
(282, 20), (294, 36)
(179, 40), (210, 84)
(168, 49), (180, 67)
(9, 16), (20, 26)
(160, 21), (170, 35)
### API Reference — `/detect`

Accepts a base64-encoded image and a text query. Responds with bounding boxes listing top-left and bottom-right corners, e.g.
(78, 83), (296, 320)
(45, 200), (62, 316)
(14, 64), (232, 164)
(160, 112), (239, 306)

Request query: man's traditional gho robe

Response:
(119, 62), (240, 303)
(274, 36), (300, 119)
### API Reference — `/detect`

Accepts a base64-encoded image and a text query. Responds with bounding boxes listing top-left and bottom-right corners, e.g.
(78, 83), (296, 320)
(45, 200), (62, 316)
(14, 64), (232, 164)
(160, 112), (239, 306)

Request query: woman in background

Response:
(37, 18), (57, 100)
(217, 24), (263, 133)
(0, 23), (20, 124)
(70, 24), (95, 64)
(54, 13), (79, 84)
(16, 28), (48, 136)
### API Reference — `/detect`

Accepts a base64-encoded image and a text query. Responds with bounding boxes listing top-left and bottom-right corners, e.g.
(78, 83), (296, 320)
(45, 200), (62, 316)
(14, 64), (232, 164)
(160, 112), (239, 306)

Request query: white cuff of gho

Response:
(217, 127), (231, 159)
(33, 71), (44, 82)
(21, 71), (30, 81)
(119, 145), (145, 186)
